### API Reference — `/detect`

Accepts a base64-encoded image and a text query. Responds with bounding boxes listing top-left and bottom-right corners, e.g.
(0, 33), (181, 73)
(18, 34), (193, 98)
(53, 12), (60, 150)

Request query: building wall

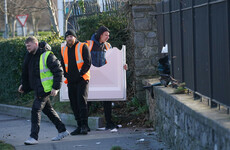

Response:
(143, 79), (230, 150)
(129, 0), (159, 101)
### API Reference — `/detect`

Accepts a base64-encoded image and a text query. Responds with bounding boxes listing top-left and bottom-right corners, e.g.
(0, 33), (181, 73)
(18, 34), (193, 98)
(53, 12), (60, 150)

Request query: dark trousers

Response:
(30, 96), (66, 140)
(68, 80), (89, 124)
(88, 101), (112, 124)
(103, 101), (112, 124)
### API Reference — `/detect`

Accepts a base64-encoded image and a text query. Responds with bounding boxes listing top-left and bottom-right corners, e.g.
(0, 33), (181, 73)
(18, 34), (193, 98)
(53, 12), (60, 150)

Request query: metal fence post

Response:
(207, 0), (217, 108)
(227, 0), (230, 111)
(192, 0), (197, 100)
(180, 0), (184, 82)
(162, 1), (165, 46)
(169, 0), (174, 78)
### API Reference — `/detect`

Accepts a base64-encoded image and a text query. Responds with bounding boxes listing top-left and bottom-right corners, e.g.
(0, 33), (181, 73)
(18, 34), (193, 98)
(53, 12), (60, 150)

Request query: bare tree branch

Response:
(66, 0), (77, 20)
(46, 0), (60, 36)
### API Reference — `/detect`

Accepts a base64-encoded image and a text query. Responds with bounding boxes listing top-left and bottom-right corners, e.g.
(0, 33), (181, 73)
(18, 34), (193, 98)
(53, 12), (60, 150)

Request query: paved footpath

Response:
(0, 113), (171, 150)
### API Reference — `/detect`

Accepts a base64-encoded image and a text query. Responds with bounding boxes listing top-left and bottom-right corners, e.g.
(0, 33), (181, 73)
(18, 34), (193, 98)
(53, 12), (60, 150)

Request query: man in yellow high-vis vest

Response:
(18, 36), (69, 145)
(61, 30), (91, 135)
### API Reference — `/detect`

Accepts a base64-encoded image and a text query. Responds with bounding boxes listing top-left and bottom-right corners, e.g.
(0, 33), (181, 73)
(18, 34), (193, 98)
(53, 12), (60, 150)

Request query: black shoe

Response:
(70, 127), (81, 135)
(80, 125), (88, 135)
(87, 125), (91, 132)
(105, 122), (118, 130)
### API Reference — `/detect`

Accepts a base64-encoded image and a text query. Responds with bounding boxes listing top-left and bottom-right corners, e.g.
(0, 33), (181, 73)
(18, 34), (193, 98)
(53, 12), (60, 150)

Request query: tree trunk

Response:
(12, 19), (16, 37)
(46, 0), (60, 37)
(63, 0), (77, 33)
(35, 22), (38, 35)
(63, 0), (67, 34)
(64, 16), (68, 34)
(31, 13), (36, 36)
(8, 17), (13, 37)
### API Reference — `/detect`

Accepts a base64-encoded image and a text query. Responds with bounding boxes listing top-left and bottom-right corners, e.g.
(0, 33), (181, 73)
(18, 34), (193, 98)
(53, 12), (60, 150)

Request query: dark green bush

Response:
(0, 36), (63, 104)
(0, 11), (132, 111)
(77, 12), (129, 49)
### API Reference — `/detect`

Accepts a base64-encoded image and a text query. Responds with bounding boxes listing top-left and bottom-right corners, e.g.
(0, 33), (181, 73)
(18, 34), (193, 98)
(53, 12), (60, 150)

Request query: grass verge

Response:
(0, 141), (15, 150)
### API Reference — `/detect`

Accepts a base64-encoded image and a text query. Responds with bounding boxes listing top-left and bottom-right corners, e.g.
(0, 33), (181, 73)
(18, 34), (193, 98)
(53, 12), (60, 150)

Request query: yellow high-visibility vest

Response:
(39, 51), (53, 92)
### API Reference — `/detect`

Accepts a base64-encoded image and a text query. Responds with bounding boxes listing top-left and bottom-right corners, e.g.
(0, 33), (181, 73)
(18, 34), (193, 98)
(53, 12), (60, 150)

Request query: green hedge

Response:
(77, 12), (129, 49)
(0, 36), (63, 104)
(0, 11), (130, 106)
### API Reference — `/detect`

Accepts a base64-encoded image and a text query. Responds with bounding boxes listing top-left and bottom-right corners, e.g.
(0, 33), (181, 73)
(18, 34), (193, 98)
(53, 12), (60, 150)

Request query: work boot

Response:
(71, 121), (81, 135)
(105, 122), (119, 130)
(70, 127), (81, 135)
(80, 125), (88, 135)
(87, 125), (91, 132)
(80, 120), (88, 135)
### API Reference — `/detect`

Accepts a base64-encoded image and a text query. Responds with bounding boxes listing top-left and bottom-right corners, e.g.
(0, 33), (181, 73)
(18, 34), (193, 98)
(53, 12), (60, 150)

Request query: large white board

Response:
(60, 45), (126, 101)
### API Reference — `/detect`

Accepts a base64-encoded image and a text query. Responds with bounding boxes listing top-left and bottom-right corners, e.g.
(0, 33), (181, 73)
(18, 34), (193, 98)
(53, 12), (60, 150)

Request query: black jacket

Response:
(21, 42), (63, 97)
(61, 41), (91, 83)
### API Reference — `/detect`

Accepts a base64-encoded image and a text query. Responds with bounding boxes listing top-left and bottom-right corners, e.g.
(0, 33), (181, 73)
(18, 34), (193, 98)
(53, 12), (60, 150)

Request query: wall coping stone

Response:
(143, 78), (230, 143)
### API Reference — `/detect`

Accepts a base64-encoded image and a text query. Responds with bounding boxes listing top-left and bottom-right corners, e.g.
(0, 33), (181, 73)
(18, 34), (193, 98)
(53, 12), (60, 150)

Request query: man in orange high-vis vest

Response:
(60, 30), (91, 135)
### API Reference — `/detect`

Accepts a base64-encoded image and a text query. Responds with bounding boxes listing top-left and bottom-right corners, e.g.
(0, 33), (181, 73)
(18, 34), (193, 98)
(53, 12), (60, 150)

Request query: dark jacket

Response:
(61, 41), (91, 83)
(90, 34), (112, 67)
(21, 42), (63, 97)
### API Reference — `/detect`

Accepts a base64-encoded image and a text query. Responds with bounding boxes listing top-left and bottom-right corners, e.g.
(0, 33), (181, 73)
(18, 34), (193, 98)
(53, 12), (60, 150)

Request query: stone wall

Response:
(143, 79), (230, 150)
(129, 0), (159, 101)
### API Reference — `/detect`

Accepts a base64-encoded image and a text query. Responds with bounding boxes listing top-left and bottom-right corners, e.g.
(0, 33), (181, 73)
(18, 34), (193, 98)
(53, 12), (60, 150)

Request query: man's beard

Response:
(66, 40), (75, 47)
(29, 47), (37, 54)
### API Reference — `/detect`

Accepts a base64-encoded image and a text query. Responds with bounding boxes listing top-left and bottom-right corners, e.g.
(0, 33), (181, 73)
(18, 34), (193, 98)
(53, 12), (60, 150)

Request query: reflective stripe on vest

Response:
(40, 51), (53, 93)
(76, 42), (84, 70)
(87, 40), (94, 51)
(86, 40), (111, 51)
(104, 42), (111, 50)
(61, 45), (68, 72)
(61, 42), (90, 81)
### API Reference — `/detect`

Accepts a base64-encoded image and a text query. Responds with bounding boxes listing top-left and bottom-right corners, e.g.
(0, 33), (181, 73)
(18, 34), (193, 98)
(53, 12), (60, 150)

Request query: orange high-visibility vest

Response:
(86, 40), (111, 51)
(61, 42), (90, 83)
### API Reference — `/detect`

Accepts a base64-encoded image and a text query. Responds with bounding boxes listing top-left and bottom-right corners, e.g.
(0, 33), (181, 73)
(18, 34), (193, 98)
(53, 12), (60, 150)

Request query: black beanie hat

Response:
(95, 26), (110, 41)
(65, 29), (77, 39)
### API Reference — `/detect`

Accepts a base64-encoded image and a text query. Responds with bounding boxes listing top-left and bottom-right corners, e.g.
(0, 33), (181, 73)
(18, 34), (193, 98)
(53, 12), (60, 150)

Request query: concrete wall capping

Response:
(143, 78), (230, 150)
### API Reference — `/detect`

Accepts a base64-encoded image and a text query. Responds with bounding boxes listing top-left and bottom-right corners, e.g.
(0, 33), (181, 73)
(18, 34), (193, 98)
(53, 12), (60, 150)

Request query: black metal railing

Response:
(156, 0), (230, 107)
(68, 0), (125, 30)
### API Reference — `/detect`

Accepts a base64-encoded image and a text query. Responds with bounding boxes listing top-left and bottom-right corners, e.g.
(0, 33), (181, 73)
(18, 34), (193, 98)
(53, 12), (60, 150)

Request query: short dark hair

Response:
(25, 36), (38, 44)
(95, 26), (110, 41)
